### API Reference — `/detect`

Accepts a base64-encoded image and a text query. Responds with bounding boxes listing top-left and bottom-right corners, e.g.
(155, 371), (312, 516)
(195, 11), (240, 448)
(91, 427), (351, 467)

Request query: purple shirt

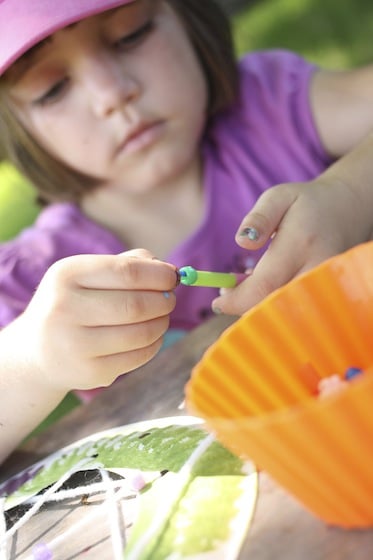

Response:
(0, 50), (332, 333)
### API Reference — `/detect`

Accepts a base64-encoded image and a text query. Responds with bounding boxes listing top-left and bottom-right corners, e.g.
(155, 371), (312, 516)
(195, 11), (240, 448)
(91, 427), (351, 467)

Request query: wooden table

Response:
(2, 315), (373, 559)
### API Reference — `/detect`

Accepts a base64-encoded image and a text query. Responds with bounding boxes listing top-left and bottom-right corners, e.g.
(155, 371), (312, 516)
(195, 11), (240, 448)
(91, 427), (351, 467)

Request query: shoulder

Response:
(211, 49), (321, 136)
(0, 204), (83, 287)
(204, 48), (331, 185)
(0, 202), (124, 266)
(238, 48), (317, 77)
(233, 49), (324, 145)
(238, 49), (318, 96)
(0, 203), (87, 260)
(0, 203), (123, 326)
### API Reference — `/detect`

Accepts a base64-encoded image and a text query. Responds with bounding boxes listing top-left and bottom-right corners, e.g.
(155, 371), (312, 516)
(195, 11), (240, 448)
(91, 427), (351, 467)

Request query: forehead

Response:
(4, 1), (149, 84)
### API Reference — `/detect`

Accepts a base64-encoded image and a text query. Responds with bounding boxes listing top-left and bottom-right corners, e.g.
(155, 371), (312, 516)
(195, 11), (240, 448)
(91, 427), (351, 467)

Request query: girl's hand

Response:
(212, 177), (373, 316)
(8, 249), (177, 393)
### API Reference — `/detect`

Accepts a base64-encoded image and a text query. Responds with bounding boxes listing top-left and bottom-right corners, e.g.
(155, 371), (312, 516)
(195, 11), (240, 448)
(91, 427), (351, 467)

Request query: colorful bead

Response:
(344, 367), (363, 381)
(128, 470), (146, 492)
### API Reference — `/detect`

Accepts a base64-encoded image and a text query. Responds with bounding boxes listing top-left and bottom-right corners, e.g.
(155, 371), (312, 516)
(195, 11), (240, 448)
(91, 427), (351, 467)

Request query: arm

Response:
(310, 65), (373, 158)
(211, 63), (373, 316)
(0, 249), (177, 463)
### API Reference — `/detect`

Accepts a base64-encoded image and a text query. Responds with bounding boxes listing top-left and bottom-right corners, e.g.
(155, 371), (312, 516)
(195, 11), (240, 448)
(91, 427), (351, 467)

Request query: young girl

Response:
(0, 0), (372, 462)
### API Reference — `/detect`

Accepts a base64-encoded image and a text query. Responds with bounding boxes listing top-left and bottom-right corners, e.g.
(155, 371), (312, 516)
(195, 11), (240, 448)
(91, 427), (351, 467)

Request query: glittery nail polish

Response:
(239, 227), (259, 241)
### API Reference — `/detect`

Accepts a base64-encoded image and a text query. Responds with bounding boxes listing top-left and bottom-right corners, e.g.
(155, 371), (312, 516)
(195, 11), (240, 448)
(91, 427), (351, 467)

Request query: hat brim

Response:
(0, 0), (134, 76)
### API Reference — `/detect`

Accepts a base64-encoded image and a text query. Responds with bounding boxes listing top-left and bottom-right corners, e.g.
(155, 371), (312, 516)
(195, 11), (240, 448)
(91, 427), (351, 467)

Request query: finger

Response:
(236, 185), (298, 249)
(212, 235), (305, 315)
(65, 288), (176, 326)
(46, 252), (179, 291)
(77, 316), (170, 357)
(71, 337), (165, 390)
(91, 338), (165, 387)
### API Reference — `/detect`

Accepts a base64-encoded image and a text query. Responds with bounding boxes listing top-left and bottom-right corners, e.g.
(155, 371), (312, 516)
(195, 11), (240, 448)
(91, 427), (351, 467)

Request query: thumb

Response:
(236, 185), (298, 249)
(213, 224), (304, 316)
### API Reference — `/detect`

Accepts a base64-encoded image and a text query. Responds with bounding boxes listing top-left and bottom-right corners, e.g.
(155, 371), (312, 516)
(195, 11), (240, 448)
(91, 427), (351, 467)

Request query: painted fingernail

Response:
(163, 291), (171, 299)
(212, 305), (222, 315)
(239, 227), (259, 241)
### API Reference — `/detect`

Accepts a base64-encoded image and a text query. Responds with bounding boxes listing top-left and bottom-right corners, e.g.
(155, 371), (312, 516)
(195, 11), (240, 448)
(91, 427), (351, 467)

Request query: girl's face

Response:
(6, 0), (208, 194)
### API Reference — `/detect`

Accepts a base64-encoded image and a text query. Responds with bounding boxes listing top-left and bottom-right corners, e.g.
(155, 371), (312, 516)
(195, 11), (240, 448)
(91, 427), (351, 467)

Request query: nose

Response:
(82, 54), (140, 118)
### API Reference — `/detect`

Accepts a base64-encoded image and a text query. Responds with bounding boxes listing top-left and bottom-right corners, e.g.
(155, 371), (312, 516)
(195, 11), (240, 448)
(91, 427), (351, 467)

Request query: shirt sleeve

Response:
(0, 233), (44, 327)
(0, 203), (125, 328)
(237, 49), (332, 172)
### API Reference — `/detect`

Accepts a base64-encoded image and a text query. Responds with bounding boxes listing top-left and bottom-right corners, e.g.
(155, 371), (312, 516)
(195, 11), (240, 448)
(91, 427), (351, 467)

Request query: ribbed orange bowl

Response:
(185, 242), (373, 528)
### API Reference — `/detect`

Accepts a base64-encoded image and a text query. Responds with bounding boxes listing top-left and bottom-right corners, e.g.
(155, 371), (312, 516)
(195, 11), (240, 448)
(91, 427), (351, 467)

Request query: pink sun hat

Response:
(0, 0), (134, 76)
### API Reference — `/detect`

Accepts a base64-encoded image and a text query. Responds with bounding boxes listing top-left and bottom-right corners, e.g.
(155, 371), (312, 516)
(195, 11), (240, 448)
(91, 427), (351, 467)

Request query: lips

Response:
(116, 121), (164, 156)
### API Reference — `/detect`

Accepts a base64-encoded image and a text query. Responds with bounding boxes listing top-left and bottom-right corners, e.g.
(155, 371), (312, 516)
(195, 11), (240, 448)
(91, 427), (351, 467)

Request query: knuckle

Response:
(45, 255), (78, 285)
(116, 256), (142, 284)
(122, 291), (147, 320)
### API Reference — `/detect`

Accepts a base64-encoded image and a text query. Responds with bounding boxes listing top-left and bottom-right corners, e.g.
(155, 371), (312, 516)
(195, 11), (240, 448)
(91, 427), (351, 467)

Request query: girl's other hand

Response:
(212, 177), (373, 316)
(8, 249), (177, 393)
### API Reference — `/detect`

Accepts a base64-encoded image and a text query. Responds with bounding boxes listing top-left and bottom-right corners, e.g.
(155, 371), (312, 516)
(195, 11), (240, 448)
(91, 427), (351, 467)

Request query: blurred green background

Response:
(0, 163), (40, 241)
(232, 0), (373, 67)
(1, 0), (372, 241)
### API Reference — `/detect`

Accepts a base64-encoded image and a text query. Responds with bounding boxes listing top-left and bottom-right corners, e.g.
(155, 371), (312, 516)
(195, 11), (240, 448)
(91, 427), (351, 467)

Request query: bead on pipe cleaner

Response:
(178, 266), (238, 288)
(344, 366), (363, 381)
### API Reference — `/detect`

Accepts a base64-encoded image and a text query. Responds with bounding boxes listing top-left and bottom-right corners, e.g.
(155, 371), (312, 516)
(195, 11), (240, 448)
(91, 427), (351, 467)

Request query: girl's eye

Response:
(114, 20), (154, 50)
(34, 77), (69, 106)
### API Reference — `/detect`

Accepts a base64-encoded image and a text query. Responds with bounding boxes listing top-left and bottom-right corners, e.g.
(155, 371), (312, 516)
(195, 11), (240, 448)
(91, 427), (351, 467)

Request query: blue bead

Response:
(344, 367), (362, 381)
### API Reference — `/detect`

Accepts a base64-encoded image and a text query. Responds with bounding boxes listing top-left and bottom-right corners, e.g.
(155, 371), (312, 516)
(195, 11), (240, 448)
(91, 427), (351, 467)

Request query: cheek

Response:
(30, 110), (97, 160)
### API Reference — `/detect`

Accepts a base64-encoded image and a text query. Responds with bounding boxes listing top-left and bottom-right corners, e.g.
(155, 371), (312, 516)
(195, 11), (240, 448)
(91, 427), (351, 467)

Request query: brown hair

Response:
(0, 0), (238, 204)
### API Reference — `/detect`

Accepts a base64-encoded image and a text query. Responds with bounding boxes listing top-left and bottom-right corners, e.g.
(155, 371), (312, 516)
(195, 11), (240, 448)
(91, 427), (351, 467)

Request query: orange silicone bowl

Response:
(185, 241), (373, 528)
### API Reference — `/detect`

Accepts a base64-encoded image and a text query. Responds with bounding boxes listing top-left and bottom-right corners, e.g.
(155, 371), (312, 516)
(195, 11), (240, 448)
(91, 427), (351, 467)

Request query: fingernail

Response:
(239, 227), (259, 241)
(163, 291), (171, 299)
(212, 305), (222, 315)
(175, 268), (181, 287)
